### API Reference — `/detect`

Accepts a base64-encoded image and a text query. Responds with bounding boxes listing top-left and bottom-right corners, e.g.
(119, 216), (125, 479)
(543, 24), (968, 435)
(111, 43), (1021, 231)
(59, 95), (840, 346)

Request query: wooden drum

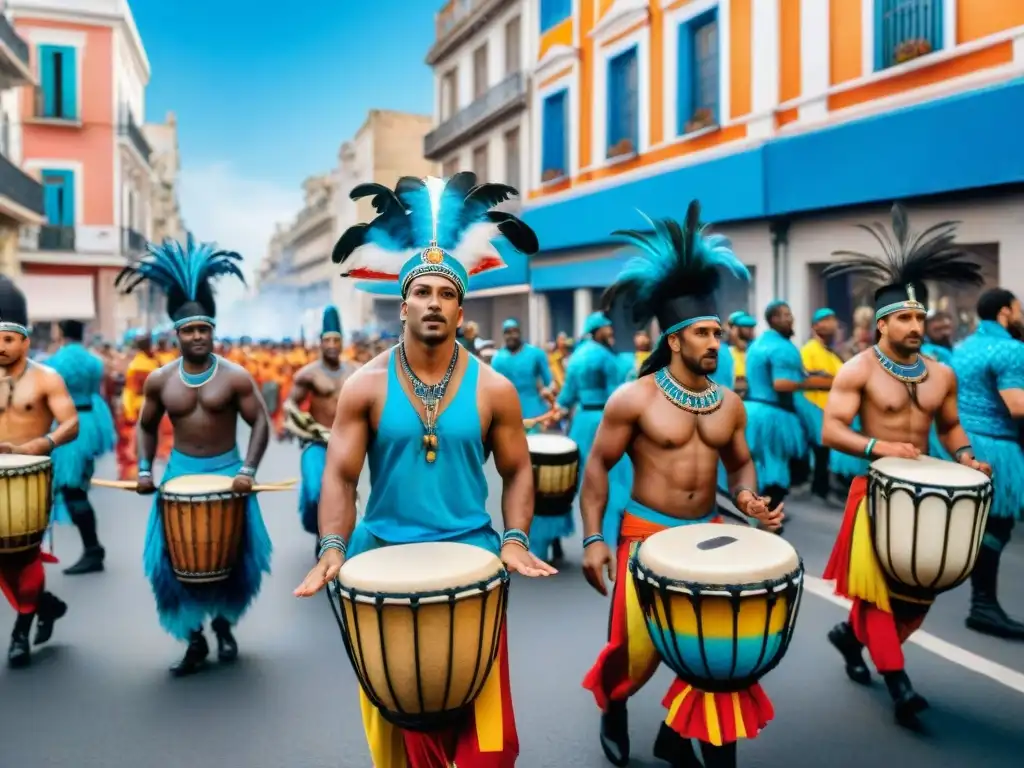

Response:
(331, 542), (510, 731)
(868, 456), (992, 600)
(527, 434), (579, 517)
(160, 474), (247, 584)
(0, 455), (53, 554)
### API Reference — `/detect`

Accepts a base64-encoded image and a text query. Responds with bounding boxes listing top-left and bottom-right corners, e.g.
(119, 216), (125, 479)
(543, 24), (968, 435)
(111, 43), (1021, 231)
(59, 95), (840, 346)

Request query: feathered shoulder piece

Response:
(601, 200), (748, 334)
(116, 233), (245, 329)
(824, 203), (983, 320)
(331, 172), (539, 299)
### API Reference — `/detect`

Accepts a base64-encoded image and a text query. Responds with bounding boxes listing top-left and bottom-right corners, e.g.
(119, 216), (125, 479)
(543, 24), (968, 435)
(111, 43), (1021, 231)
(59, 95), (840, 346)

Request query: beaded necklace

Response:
(398, 342), (460, 463)
(654, 367), (723, 414)
(179, 355), (219, 388)
(873, 344), (927, 384)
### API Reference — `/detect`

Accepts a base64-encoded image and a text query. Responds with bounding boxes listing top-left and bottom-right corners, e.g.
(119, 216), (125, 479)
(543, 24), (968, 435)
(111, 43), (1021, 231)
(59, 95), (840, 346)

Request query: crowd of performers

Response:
(0, 171), (1021, 768)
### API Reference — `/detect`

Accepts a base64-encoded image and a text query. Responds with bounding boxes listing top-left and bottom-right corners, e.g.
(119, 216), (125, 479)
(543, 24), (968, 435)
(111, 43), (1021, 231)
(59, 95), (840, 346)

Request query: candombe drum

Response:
(328, 542), (510, 730)
(527, 434), (579, 517)
(867, 456), (992, 601)
(630, 524), (803, 688)
(0, 455), (53, 553)
(160, 474), (247, 584)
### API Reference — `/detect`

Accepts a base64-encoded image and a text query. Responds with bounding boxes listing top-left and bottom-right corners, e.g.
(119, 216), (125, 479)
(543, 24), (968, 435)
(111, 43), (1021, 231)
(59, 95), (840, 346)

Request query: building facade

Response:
(522, 0), (1024, 344)
(141, 110), (185, 327)
(10, 0), (154, 341)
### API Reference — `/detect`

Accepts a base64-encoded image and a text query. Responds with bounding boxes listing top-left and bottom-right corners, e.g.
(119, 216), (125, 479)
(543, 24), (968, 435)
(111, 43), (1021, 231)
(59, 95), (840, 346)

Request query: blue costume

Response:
(714, 334), (735, 494)
(116, 233), (273, 675)
(47, 328), (116, 574)
(491, 318), (553, 421)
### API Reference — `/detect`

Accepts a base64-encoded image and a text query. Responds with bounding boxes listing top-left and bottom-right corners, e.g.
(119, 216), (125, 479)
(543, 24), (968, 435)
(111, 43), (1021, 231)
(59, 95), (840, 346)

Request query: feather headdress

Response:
(0, 276), (29, 337)
(331, 172), (539, 300)
(321, 305), (342, 339)
(824, 203), (983, 321)
(116, 234), (245, 330)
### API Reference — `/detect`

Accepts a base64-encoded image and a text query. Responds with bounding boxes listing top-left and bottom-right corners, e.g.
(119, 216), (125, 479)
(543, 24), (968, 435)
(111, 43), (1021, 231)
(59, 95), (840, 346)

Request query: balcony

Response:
(118, 113), (152, 165)
(35, 225), (76, 251)
(0, 15), (33, 88)
(428, 0), (507, 66)
(121, 227), (147, 255)
(425, 72), (528, 160)
(19, 224), (132, 267)
(0, 152), (44, 224)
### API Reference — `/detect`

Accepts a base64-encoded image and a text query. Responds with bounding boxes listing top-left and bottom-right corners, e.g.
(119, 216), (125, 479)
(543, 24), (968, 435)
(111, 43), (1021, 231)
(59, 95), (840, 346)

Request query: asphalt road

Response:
(3, 437), (1023, 768)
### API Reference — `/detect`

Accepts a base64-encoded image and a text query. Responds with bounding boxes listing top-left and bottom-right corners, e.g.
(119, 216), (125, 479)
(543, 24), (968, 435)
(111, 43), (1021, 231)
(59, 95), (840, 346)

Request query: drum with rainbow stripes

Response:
(630, 523), (803, 689)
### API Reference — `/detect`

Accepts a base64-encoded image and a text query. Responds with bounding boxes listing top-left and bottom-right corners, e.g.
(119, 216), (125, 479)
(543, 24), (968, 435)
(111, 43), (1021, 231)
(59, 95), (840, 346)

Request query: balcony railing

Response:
(122, 227), (147, 255)
(425, 72), (527, 159)
(428, 0), (505, 65)
(37, 225), (76, 251)
(0, 16), (30, 74)
(0, 152), (44, 220)
(119, 114), (153, 164)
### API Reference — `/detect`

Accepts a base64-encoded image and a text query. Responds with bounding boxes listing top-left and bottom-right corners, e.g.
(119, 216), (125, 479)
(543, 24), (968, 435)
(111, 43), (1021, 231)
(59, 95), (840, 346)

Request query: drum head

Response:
(0, 454), (51, 471)
(162, 474), (235, 495)
(638, 523), (800, 583)
(527, 434), (577, 455)
(338, 542), (503, 596)
(871, 455), (990, 487)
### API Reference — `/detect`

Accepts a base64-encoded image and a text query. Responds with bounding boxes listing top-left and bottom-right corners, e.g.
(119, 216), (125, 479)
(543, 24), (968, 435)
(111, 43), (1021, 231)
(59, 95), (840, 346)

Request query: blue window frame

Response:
(41, 169), (75, 226)
(541, 90), (568, 180)
(540, 0), (572, 33)
(875, 0), (943, 70)
(676, 8), (720, 135)
(38, 44), (78, 120)
(607, 46), (639, 157)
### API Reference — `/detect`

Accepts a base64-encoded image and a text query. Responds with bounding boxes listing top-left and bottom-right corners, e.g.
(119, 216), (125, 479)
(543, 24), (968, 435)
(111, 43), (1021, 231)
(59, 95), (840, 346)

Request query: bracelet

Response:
(318, 534), (347, 559)
(582, 534), (605, 549)
(732, 486), (756, 507)
(954, 445), (974, 461)
(137, 469), (153, 478)
(864, 438), (877, 458)
(239, 465), (256, 477)
(501, 528), (530, 551)
(44, 434), (56, 451)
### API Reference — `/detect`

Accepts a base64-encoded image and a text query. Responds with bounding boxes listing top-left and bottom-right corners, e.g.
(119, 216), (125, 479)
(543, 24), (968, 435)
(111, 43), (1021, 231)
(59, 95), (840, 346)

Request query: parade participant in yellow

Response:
(726, 311), (756, 398)
(800, 308), (844, 500)
(118, 330), (159, 481)
(154, 331), (178, 461)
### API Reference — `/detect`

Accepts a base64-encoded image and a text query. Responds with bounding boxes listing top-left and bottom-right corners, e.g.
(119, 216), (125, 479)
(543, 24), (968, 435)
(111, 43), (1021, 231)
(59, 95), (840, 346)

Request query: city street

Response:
(3, 436), (1023, 768)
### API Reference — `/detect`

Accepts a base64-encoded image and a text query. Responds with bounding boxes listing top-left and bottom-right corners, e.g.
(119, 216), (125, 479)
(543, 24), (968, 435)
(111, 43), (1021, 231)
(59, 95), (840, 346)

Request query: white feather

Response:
(451, 221), (505, 273)
(339, 242), (416, 277)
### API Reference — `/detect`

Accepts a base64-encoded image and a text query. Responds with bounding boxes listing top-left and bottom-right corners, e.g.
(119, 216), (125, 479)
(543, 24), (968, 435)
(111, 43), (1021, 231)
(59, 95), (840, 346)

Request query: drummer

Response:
(116, 234), (273, 677)
(284, 305), (354, 542)
(580, 203), (781, 768)
(820, 204), (990, 726)
(0, 277), (79, 668)
(295, 173), (555, 768)
(490, 317), (556, 425)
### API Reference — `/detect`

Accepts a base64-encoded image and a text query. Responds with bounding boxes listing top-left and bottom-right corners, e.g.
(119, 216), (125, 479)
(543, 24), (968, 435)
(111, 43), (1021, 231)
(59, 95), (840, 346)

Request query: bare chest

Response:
(162, 374), (236, 417)
(864, 369), (946, 418)
(638, 398), (734, 451)
(308, 371), (343, 399)
(0, 376), (52, 440)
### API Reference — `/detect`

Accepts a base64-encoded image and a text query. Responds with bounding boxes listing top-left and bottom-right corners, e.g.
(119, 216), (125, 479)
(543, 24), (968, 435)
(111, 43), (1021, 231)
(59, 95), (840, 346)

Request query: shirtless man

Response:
(117, 235), (272, 676)
(580, 204), (781, 768)
(0, 277), (79, 668)
(284, 305), (354, 542)
(820, 205), (989, 727)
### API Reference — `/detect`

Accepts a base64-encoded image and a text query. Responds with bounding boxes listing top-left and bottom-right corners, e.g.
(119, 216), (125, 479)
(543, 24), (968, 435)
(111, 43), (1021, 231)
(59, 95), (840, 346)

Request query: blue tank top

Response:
(363, 349), (490, 542)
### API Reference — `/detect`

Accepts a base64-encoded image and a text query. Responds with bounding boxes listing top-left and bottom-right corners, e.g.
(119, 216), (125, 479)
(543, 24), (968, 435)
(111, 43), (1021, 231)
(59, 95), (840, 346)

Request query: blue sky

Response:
(131, 0), (437, 299)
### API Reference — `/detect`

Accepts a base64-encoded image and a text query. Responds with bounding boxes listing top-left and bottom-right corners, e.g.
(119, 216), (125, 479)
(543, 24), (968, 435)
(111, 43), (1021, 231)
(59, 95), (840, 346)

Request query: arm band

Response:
(864, 438), (877, 458)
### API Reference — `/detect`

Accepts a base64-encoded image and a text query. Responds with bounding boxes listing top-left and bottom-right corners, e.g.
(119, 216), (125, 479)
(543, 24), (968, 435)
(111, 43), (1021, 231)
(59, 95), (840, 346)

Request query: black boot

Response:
(34, 591), (67, 645)
(7, 613), (33, 669)
(699, 741), (738, 768)
(550, 539), (564, 563)
(653, 723), (701, 767)
(63, 545), (106, 575)
(828, 622), (871, 684)
(599, 700), (630, 767)
(966, 543), (1024, 640)
(169, 630), (209, 677)
(883, 670), (928, 727)
(211, 616), (238, 663)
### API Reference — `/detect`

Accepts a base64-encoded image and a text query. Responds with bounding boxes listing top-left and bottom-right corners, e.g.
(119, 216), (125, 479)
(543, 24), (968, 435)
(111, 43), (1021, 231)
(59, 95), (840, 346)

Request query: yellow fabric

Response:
(800, 338), (843, 410)
(358, 689), (408, 768)
(121, 352), (159, 424)
(635, 350), (650, 370)
(848, 496), (892, 613)
(731, 692), (747, 739)
(730, 346), (746, 379)
(665, 683), (692, 725)
(703, 693), (722, 746)
(156, 350), (178, 366)
(473, 649), (505, 752)
(624, 542), (659, 682)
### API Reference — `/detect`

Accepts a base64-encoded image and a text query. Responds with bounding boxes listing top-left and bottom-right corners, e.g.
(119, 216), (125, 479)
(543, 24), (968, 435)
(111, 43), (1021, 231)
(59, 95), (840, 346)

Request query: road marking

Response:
(802, 574), (1024, 696)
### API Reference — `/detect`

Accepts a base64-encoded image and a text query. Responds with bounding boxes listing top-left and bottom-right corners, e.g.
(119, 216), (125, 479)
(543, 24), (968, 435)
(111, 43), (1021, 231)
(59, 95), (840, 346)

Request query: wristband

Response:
(501, 528), (530, 552)
(582, 534), (604, 549)
(43, 434), (56, 452)
(137, 469), (153, 478)
(864, 438), (877, 458)
(318, 534), (347, 560)
(239, 465), (256, 477)
(954, 445), (974, 461)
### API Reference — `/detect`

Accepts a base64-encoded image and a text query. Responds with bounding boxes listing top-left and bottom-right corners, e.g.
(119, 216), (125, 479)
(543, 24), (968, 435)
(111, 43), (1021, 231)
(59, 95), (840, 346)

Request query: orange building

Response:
(522, 0), (1024, 339)
(9, 0), (155, 342)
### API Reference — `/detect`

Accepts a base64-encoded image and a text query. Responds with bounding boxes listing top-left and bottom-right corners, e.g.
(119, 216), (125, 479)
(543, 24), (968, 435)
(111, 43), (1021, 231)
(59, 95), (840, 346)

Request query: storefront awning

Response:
(20, 274), (96, 321)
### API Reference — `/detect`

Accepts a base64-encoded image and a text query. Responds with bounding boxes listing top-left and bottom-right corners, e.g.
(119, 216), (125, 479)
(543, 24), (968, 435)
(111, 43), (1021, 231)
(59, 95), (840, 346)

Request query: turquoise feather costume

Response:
(491, 317), (553, 421)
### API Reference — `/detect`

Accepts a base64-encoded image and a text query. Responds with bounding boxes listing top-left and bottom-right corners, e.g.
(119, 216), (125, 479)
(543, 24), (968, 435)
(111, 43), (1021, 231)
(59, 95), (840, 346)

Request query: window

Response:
(607, 47), (639, 158)
(541, 90), (568, 181)
(440, 69), (458, 121)
(41, 169), (75, 226)
(472, 143), (489, 178)
(504, 127), (521, 189)
(875, 0), (943, 70)
(38, 45), (78, 120)
(442, 157), (460, 177)
(473, 44), (488, 99)
(505, 16), (522, 74)
(676, 9), (719, 135)
(540, 0), (572, 33)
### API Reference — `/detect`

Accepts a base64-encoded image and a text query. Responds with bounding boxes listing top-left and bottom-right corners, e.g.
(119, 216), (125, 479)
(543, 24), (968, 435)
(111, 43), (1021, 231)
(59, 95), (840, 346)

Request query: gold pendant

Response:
(426, 450), (437, 463)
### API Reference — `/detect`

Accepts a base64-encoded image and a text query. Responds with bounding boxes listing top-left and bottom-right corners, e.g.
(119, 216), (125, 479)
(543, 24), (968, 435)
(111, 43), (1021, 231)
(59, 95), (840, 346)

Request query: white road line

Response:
(802, 574), (1024, 696)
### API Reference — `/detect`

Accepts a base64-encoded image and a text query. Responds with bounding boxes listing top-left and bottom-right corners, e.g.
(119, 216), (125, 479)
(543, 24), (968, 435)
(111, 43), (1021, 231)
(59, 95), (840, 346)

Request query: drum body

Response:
(868, 456), (992, 600)
(0, 455), (53, 554)
(331, 542), (510, 731)
(527, 434), (579, 517)
(630, 523), (803, 691)
(160, 474), (247, 584)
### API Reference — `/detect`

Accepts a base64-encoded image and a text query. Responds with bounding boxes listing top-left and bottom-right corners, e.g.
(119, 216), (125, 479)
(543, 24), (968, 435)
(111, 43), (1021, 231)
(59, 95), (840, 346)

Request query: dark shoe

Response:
(551, 539), (564, 563)
(211, 617), (238, 663)
(883, 671), (928, 728)
(965, 596), (1024, 640)
(34, 592), (67, 645)
(63, 546), (105, 575)
(7, 616), (32, 669)
(599, 700), (630, 767)
(828, 622), (871, 685)
(653, 722), (702, 767)
(169, 631), (209, 677)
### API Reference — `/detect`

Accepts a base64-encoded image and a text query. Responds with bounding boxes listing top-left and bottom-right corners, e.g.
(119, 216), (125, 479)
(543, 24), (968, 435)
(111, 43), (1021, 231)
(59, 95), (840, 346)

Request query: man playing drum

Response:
(0, 277), (79, 668)
(117, 235), (273, 677)
(580, 203), (782, 768)
(821, 204), (990, 726)
(295, 172), (556, 768)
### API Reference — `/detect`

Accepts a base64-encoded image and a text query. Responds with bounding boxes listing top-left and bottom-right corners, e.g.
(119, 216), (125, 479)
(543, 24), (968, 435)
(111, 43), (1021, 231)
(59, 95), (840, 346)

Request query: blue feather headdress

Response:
(601, 200), (749, 377)
(331, 172), (539, 301)
(116, 234), (246, 330)
(321, 305), (342, 339)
